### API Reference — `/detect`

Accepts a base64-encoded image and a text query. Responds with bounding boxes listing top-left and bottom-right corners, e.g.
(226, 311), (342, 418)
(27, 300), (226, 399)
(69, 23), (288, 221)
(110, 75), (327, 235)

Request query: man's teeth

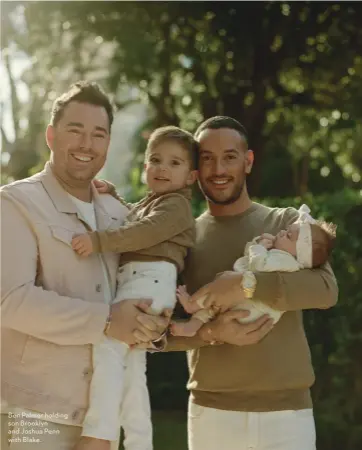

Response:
(73, 155), (92, 162)
(213, 180), (228, 185)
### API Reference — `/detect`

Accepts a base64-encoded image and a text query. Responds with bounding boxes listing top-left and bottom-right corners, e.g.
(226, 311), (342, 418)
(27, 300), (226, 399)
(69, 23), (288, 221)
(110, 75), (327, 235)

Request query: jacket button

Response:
(96, 284), (101, 292)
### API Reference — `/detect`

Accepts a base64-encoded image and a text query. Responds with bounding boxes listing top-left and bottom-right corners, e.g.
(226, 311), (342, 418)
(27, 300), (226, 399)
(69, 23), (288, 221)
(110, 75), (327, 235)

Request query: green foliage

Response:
(2, 2), (362, 196)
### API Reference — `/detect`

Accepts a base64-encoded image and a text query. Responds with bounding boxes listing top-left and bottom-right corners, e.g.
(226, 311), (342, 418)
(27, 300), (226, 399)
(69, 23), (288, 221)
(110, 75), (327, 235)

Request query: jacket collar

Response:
(37, 162), (115, 230)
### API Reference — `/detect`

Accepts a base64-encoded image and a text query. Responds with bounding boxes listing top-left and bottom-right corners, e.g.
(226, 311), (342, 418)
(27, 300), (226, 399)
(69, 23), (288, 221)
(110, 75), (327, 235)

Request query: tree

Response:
(48, 1), (362, 196)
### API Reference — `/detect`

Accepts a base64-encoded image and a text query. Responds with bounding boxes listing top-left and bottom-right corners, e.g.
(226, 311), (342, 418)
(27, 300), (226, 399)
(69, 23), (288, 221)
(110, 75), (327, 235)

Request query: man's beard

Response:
(199, 179), (245, 205)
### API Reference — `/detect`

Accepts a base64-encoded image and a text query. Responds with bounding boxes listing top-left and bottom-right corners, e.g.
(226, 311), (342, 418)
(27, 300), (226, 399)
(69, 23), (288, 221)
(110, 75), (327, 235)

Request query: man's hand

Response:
(190, 271), (244, 312)
(71, 234), (94, 257)
(199, 310), (273, 346)
(107, 299), (171, 345)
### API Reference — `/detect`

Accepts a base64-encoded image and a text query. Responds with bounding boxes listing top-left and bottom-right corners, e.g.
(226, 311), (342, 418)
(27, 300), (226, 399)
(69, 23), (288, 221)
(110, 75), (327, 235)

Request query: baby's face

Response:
(274, 222), (300, 256)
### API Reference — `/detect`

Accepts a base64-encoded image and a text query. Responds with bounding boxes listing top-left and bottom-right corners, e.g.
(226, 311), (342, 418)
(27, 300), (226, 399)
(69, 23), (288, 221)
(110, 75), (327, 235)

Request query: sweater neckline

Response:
(201, 202), (259, 222)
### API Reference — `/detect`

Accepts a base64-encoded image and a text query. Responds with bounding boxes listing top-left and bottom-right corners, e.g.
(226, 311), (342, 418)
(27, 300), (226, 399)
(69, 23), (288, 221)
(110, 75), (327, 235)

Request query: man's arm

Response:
(253, 263), (338, 311)
(89, 194), (193, 253)
(190, 263), (338, 312)
(1, 193), (109, 346)
(164, 310), (274, 351)
(164, 334), (208, 352)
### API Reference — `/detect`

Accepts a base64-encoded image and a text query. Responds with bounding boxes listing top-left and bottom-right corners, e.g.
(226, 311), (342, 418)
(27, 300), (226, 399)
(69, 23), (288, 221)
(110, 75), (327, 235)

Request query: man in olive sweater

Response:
(167, 116), (338, 450)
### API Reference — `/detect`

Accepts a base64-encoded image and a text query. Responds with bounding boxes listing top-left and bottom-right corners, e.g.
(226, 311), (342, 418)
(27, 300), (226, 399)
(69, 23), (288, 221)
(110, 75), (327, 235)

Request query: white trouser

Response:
(188, 400), (316, 450)
(82, 261), (177, 449)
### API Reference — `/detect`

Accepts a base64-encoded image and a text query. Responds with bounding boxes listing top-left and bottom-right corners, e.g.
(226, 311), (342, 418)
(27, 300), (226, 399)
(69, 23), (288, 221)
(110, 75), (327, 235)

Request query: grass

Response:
(119, 410), (187, 450)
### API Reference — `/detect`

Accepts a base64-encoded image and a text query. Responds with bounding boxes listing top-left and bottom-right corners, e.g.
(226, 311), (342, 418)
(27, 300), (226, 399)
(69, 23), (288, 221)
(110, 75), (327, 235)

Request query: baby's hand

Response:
(71, 233), (94, 257)
(259, 238), (274, 249)
(93, 179), (110, 194)
(258, 233), (275, 249)
(176, 285), (201, 314)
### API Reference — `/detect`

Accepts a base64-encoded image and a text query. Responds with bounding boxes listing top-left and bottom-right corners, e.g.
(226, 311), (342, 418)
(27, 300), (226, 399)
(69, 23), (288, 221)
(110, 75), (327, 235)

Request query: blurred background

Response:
(1, 1), (361, 449)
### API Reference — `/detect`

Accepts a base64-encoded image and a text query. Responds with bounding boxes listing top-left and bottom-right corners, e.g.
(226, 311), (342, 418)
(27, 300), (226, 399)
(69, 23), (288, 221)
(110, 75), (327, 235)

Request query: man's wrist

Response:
(148, 327), (169, 352)
(199, 323), (223, 346)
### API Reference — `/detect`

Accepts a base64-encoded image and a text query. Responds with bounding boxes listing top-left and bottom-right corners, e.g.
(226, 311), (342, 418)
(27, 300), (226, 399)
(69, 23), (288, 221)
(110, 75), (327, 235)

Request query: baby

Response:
(71, 126), (198, 450)
(172, 205), (337, 337)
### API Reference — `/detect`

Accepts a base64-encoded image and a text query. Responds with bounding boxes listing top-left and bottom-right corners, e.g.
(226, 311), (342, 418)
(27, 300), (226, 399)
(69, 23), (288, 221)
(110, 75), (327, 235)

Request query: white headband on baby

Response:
(295, 204), (316, 269)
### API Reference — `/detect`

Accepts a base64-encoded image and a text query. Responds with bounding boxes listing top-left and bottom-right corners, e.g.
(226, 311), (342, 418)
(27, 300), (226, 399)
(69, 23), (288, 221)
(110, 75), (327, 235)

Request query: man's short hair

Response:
(50, 81), (114, 129)
(194, 116), (248, 144)
(146, 126), (199, 169)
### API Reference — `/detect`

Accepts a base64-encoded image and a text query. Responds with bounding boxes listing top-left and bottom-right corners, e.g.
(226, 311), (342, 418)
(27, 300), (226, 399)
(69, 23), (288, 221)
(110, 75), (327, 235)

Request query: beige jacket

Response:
(1, 163), (128, 425)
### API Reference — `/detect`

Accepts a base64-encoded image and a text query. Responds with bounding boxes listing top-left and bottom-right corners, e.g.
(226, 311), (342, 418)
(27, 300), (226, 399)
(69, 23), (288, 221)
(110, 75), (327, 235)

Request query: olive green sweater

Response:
(167, 203), (338, 411)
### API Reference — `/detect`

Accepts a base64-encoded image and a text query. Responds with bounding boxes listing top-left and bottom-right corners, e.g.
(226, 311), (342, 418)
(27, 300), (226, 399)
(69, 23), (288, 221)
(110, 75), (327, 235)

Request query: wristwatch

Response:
(241, 271), (257, 299)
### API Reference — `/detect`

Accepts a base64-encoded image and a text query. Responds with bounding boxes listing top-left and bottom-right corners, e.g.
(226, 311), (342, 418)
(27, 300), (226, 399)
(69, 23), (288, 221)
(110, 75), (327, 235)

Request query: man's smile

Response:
(70, 153), (95, 163)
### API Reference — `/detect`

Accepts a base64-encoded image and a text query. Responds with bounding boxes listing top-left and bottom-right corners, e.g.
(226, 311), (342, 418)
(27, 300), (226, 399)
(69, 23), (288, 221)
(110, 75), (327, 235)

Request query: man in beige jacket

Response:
(0, 81), (169, 450)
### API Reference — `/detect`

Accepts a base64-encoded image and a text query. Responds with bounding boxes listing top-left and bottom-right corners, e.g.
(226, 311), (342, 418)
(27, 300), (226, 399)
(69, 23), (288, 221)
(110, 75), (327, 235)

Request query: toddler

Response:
(71, 126), (198, 450)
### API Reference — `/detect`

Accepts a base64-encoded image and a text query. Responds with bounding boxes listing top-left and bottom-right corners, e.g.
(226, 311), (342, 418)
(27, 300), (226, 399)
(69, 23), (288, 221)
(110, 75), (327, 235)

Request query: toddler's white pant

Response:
(82, 261), (177, 450)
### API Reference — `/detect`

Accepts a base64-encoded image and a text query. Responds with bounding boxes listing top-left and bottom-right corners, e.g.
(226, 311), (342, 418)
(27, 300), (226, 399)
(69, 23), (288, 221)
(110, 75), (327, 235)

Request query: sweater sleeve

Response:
(163, 334), (209, 352)
(90, 194), (193, 253)
(253, 263), (338, 311)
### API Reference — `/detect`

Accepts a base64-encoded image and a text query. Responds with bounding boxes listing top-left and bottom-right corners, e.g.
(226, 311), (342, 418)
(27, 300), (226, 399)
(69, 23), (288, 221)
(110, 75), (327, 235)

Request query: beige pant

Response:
(188, 400), (316, 450)
(1, 414), (120, 450)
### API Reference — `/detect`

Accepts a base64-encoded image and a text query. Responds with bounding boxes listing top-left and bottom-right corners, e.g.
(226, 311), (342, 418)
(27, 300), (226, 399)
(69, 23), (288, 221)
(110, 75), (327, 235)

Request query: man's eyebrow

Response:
(199, 150), (212, 154)
(94, 126), (108, 134)
(66, 122), (108, 134)
(66, 122), (84, 128)
(224, 149), (239, 154)
(200, 149), (239, 154)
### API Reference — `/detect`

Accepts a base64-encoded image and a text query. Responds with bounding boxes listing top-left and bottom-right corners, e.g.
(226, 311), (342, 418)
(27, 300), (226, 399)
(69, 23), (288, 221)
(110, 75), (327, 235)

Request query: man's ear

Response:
(186, 170), (198, 186)
(245, 150), (254, 174)
(45, 125), (54, 152)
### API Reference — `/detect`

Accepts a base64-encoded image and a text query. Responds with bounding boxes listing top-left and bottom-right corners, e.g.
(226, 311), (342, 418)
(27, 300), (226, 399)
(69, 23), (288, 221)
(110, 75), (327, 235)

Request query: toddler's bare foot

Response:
(73, 437), (111, 450)
(171, 320), (202, 337)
